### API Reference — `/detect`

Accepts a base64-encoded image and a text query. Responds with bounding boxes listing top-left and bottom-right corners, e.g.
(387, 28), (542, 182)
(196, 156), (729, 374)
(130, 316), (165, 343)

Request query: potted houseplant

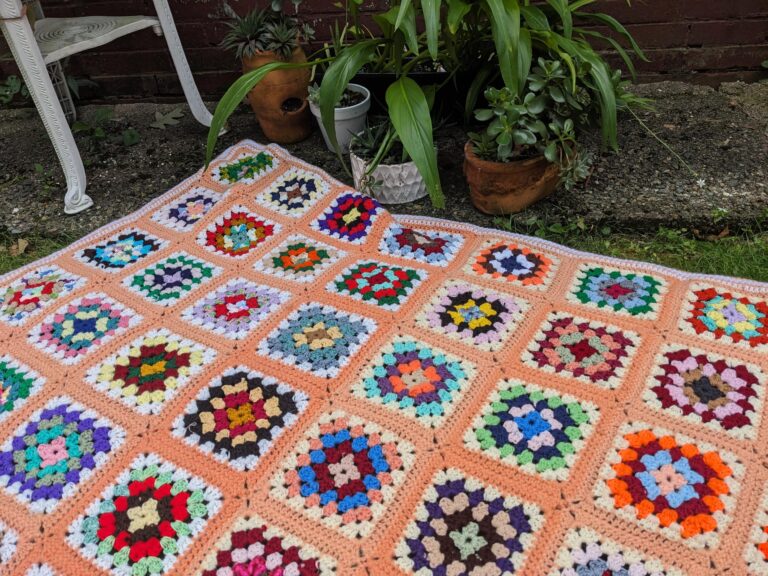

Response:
(308, 82), (371, 153)
(220, 1), (314, 143)
(206, 0), (646, 210)
(349, 121), (427, 204)
(464, 58), (600, 214)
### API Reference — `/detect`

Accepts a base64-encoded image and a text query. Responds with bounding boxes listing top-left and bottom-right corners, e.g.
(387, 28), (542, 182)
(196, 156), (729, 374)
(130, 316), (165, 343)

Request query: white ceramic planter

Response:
(310, 83), (371, 153)
(350, 151), (428, 204)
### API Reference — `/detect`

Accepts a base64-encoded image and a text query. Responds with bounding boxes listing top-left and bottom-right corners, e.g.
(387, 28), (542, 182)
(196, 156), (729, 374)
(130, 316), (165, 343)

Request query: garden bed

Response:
(0, 80), (767, 278)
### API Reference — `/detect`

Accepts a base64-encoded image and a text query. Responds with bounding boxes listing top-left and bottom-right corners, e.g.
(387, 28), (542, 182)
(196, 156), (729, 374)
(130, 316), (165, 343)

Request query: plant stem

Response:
(627, 106), (700, 179)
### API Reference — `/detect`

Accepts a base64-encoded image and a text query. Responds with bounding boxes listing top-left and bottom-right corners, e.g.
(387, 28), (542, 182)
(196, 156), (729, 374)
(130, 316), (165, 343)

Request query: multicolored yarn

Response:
(0, 265), (84, 326)
(0, 141), (767, 575)
(75, 229), (166, 272)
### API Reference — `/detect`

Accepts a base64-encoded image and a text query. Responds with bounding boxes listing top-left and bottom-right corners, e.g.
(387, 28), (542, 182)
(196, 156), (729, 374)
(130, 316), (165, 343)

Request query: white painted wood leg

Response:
(1, 0), (93, 214)
(153, 0), (213, 128)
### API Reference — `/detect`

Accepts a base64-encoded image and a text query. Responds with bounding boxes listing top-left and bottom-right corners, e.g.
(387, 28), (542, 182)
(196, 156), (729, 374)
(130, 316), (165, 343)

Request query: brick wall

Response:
(2, 0), (767, 101)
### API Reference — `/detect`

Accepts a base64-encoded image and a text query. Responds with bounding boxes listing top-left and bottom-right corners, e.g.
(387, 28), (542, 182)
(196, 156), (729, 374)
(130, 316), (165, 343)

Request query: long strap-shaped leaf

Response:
(319, 39), (379, 154)
(485, 0), (522, 94)
(386, 77), (445, 208)
(446, 0), (471, 34)
(422, 0), (442, 60)
(205, 60), (321, 165)
(546, 0), (572, 38)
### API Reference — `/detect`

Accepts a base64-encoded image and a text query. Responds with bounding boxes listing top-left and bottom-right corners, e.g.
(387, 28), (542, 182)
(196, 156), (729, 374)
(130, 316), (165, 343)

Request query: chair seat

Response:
(35, 15), (160, 64)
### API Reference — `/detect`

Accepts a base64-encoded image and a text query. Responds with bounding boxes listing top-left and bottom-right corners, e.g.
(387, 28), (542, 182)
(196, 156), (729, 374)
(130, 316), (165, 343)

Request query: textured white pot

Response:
(350, 151), (428, 204)
(309, 83), (371, 153)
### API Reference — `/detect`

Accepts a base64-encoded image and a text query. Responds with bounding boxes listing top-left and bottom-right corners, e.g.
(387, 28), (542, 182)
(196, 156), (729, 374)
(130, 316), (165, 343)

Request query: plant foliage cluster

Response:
(210, 0), (647, 208)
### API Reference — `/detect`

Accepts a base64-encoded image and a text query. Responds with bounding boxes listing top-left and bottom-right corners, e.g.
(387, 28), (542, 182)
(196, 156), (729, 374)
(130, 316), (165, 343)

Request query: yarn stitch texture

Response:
(0, 141), (767, 576)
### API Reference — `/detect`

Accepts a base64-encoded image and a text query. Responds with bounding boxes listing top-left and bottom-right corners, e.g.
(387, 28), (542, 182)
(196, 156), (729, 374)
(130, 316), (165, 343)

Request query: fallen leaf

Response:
(9, 238), (29, 256)
(150, 108), (185, 130)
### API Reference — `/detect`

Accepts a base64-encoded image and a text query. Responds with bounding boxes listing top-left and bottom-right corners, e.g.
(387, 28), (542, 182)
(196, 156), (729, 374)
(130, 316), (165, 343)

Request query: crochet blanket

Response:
(1, 140), (767, 576)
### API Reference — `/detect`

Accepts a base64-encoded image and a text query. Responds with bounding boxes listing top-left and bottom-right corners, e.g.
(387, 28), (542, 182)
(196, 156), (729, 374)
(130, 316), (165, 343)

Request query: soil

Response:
(0, 80), (766, 241)
(339, 89), (366, 108)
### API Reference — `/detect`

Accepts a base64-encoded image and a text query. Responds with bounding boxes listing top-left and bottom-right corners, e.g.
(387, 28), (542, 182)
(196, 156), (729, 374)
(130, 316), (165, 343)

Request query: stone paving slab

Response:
(0, 81), (766, 239)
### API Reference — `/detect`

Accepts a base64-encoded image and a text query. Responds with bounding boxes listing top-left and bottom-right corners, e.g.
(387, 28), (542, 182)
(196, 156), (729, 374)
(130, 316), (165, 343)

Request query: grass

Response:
(2, 223), (768, 283)
(0, 234), (74, 276)
(495, 217), (768, 282)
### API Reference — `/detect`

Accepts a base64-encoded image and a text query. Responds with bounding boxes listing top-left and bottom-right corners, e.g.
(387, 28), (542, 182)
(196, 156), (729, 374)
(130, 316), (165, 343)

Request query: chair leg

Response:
(153, 0), (213, 128)
(1, 4), (92, 214)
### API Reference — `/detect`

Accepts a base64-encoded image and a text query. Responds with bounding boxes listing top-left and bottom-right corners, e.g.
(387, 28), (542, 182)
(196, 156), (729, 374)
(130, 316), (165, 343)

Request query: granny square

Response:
(172, 366), (309, 470)
(270, 411), (415, 539)
(352, 337), (475, 427)
(0, 396), (125, 513)
(466, 239), (557, 289)
(28, 292), (141, 365)
(0, 354), (45, 424)
(643, 343), (765, 440)
(522, 312), (640, 389)
(567, 263), (666, 318)
(255, 166), (331, 217)
(0, 265), (85, 326)
(253, 234), (346, 284)
(124, 252), (221, 307)
(151, 186), (221, 231)
(310, 193), (381, 244)
(199, 514), (337, 575)
(465, 379), (600, 481)
(211, 150), (278, 186)
(66, 453), (222, 575)
(85, 328), (216, 415)
(75, 229), (166, 273)
(594, 422), (744, 549)
(328, 260), (426, 311)
(415, 279), (528, 351)
(257, 303), (376, 378)
(378, 222), (464, 267)
(394, 468), (543, 575)
(549, 527), (685, 576)
(680, 283), (768, 350)
(181, 277), (290, 340)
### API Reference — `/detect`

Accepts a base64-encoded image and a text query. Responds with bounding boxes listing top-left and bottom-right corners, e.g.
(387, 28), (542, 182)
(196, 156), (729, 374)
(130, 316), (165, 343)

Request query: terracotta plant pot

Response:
(463, 141), (560, 215)
(256, 97), (314, 144)
(242, 47), (312, 144)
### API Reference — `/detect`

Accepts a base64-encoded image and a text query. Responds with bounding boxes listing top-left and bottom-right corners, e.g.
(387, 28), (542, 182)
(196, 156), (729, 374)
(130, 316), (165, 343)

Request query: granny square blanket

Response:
(1, 141), (767, 576)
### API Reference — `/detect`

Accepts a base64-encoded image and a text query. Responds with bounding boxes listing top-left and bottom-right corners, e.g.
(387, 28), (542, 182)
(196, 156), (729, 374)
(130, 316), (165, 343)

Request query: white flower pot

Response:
(350, 151), (428, 204)
(309, 83), (371, 153)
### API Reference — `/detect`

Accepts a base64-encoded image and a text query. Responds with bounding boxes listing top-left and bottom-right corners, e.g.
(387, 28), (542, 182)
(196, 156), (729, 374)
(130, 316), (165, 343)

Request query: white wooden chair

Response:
(0, 0), (215, 214)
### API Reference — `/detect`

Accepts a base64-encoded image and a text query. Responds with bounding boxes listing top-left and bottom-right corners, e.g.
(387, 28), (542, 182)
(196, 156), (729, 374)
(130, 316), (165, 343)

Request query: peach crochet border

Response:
(0, 140), (766, 576)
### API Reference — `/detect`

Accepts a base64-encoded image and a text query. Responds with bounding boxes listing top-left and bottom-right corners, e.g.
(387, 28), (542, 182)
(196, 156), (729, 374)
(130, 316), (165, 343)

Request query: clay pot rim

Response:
(241, 45), (305, 64)
(463, 140), (550, 171)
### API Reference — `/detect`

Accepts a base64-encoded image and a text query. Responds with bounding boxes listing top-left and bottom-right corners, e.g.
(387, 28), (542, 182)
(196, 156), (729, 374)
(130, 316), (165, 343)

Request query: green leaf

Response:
(394, 0), (413, 30)
(485, 0), (521, 93)
(577, 12), (648, 61)
(464, 65), (496, 123)
(319, 40), (378, 154)
(447, 0), (471, 34)
(521, 6), (549, 30)
(385, 77), (444, 208)
(122, 128), (140, 147)
(546, 0), (572, 38)
(206, 58), (323, 165)
(381, 3), (419, 55)
(422, 0), (442, 60)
